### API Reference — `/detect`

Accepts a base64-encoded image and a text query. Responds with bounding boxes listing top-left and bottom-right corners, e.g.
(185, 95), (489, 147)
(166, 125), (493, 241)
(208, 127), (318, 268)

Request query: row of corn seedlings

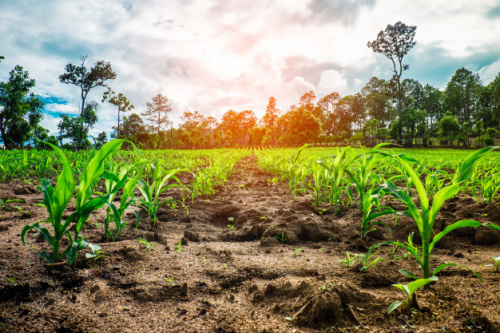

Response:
(20, 143), (248, 267)
(256, 145), (500, 314)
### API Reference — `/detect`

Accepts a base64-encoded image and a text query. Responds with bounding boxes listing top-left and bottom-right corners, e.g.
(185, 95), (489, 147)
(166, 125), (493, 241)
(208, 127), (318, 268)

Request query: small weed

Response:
(138, 237), (156, 251)
(85, 243), (105, 261)
(293, 247), (304, 256)
(175, 240), (183, 256)
(482, 256), (500, 272)
(338, 252), (359, 267)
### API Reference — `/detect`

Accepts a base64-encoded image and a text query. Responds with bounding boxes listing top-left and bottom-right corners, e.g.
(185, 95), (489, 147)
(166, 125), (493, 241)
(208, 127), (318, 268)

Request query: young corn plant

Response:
(360, 189), (397, 241)
(102, 163), (142, 241)
(137, 160), (188, 225)
(345, 143), (392, 210)
(482, 256), (500, 272)
(304, 160), (327, 207)
(387, 276), (438, 314)
(319, 147), (353, 214)
(475, 172), (500, 203)
(21, 140), (125, 266)
(355, 242), (392, 272)
(381, 146), (498, 281)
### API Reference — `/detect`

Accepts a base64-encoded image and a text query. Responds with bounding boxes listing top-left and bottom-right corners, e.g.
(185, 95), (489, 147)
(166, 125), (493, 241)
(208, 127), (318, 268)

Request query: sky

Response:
(1, 0), (500, 138)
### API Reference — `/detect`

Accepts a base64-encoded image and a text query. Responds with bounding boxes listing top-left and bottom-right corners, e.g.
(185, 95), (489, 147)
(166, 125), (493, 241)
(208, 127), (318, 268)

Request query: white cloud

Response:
(479, 58), (500, 84)
(318, 70), (348, 96)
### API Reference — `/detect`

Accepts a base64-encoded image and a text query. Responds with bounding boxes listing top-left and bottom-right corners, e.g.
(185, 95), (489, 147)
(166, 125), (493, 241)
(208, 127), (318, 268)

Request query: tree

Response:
(368, 21), (417, 143)
(142, 94), (172, 137)
(102, 89), (134, 138)
(361, 77), (395, 126)
(317, 92), (341, 136)
(59, 55), (116, 116)
(437, 115), (460, 145)
(260, 96), (281, 143)
(0, 65), (45, 149)
(444, 67), (482, 125)
(219, 109), (256, 145)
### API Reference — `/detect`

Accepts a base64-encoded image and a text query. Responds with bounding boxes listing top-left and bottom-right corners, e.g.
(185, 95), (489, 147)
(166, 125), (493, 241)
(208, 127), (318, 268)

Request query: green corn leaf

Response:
(387, 301), (402, 314)
(399, 269), (419, 280)
(395, 155), (429, 213)
(407, 276), (438, 294)
(394, 241), (423, 267)
(392, 283), (410, 296)
(76, 139), (124, 210)
(426, 184), (460, 232)
(484, 222), (500, 232)
(41, 142), (74, 229)
(38, 251), (54, 263)
(432, 262), (482, 282)
(430, 220), (481, 252)
(102, 170), (120, 183)
(455, 146), (498, 183)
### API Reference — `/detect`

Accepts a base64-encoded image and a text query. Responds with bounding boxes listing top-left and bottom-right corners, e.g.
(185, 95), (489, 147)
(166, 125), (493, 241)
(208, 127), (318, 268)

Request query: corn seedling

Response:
(21, 140), (124, 266)
(0, 198), (23, 212)
(319, 147), (353, 214)
(138, 237), (156, 251)
(482, 256), (500, 272)
(387, 276), (438, 314)
(303, 160), (327, 207)
(85, 243), (105, 261)
(293, 247), (304, 257)
(175, 239), (183, 256)
(381, 147), (497, 281)
(345, 143), (392, 210)
(103, 163), (142, 241)
(338, 252), (359, 267)
(136, 160), (188, 224)
(475, 172), (500, 203)
(355, 242), (391, 272)
(360, 189), (396, 241)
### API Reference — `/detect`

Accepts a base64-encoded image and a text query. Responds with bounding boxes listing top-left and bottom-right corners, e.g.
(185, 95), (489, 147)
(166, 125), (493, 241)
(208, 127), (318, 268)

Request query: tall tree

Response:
(368, 21), (417, 143)
(444, 67), (482, 125)
(0, 65), (45, 149)
(59, 55), (116, 116)
(260, 96), (281, 143)
(102, 89), (134, 138)
(361, 77), (394, 126)
(142, 93), (172, 137)
(317, 92), (341, 136)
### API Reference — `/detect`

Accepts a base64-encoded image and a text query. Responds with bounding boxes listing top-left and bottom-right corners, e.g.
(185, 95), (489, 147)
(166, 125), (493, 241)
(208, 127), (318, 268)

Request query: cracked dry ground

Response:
(1, 153), (500, 332)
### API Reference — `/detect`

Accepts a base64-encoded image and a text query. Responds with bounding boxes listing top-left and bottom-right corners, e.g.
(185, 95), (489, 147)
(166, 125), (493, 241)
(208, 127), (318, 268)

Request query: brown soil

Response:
(1, 154), (500, 332)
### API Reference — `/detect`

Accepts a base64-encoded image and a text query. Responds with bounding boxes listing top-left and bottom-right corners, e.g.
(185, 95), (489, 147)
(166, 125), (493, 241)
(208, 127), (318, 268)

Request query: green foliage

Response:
(319, 147), (353, 214)
(102, 161), (142, 241)
(136, 160), (188, 224)
(482, 256), (500, 272)
(360, 189), (396, 241)
(0, 65), (45, 149)
(138, 237), (156, 251)
(381, 147), (497, 280)
(21, 140), (124, 266)
(355, 242), (391, 272)
(387, 276), (438, 314)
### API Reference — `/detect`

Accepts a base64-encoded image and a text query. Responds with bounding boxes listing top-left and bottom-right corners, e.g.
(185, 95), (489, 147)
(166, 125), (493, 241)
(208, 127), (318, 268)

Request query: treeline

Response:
(1, 55), (500, 150)
(117, 66), (500, 149)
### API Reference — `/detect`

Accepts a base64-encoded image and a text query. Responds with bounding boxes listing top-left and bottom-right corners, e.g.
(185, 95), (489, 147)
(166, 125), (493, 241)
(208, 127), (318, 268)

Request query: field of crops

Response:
(1, 142), (500, 332)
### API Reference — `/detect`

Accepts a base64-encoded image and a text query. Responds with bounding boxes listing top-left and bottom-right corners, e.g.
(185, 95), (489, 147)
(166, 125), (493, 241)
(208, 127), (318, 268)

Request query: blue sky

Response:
(1, 0), (500, 137)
